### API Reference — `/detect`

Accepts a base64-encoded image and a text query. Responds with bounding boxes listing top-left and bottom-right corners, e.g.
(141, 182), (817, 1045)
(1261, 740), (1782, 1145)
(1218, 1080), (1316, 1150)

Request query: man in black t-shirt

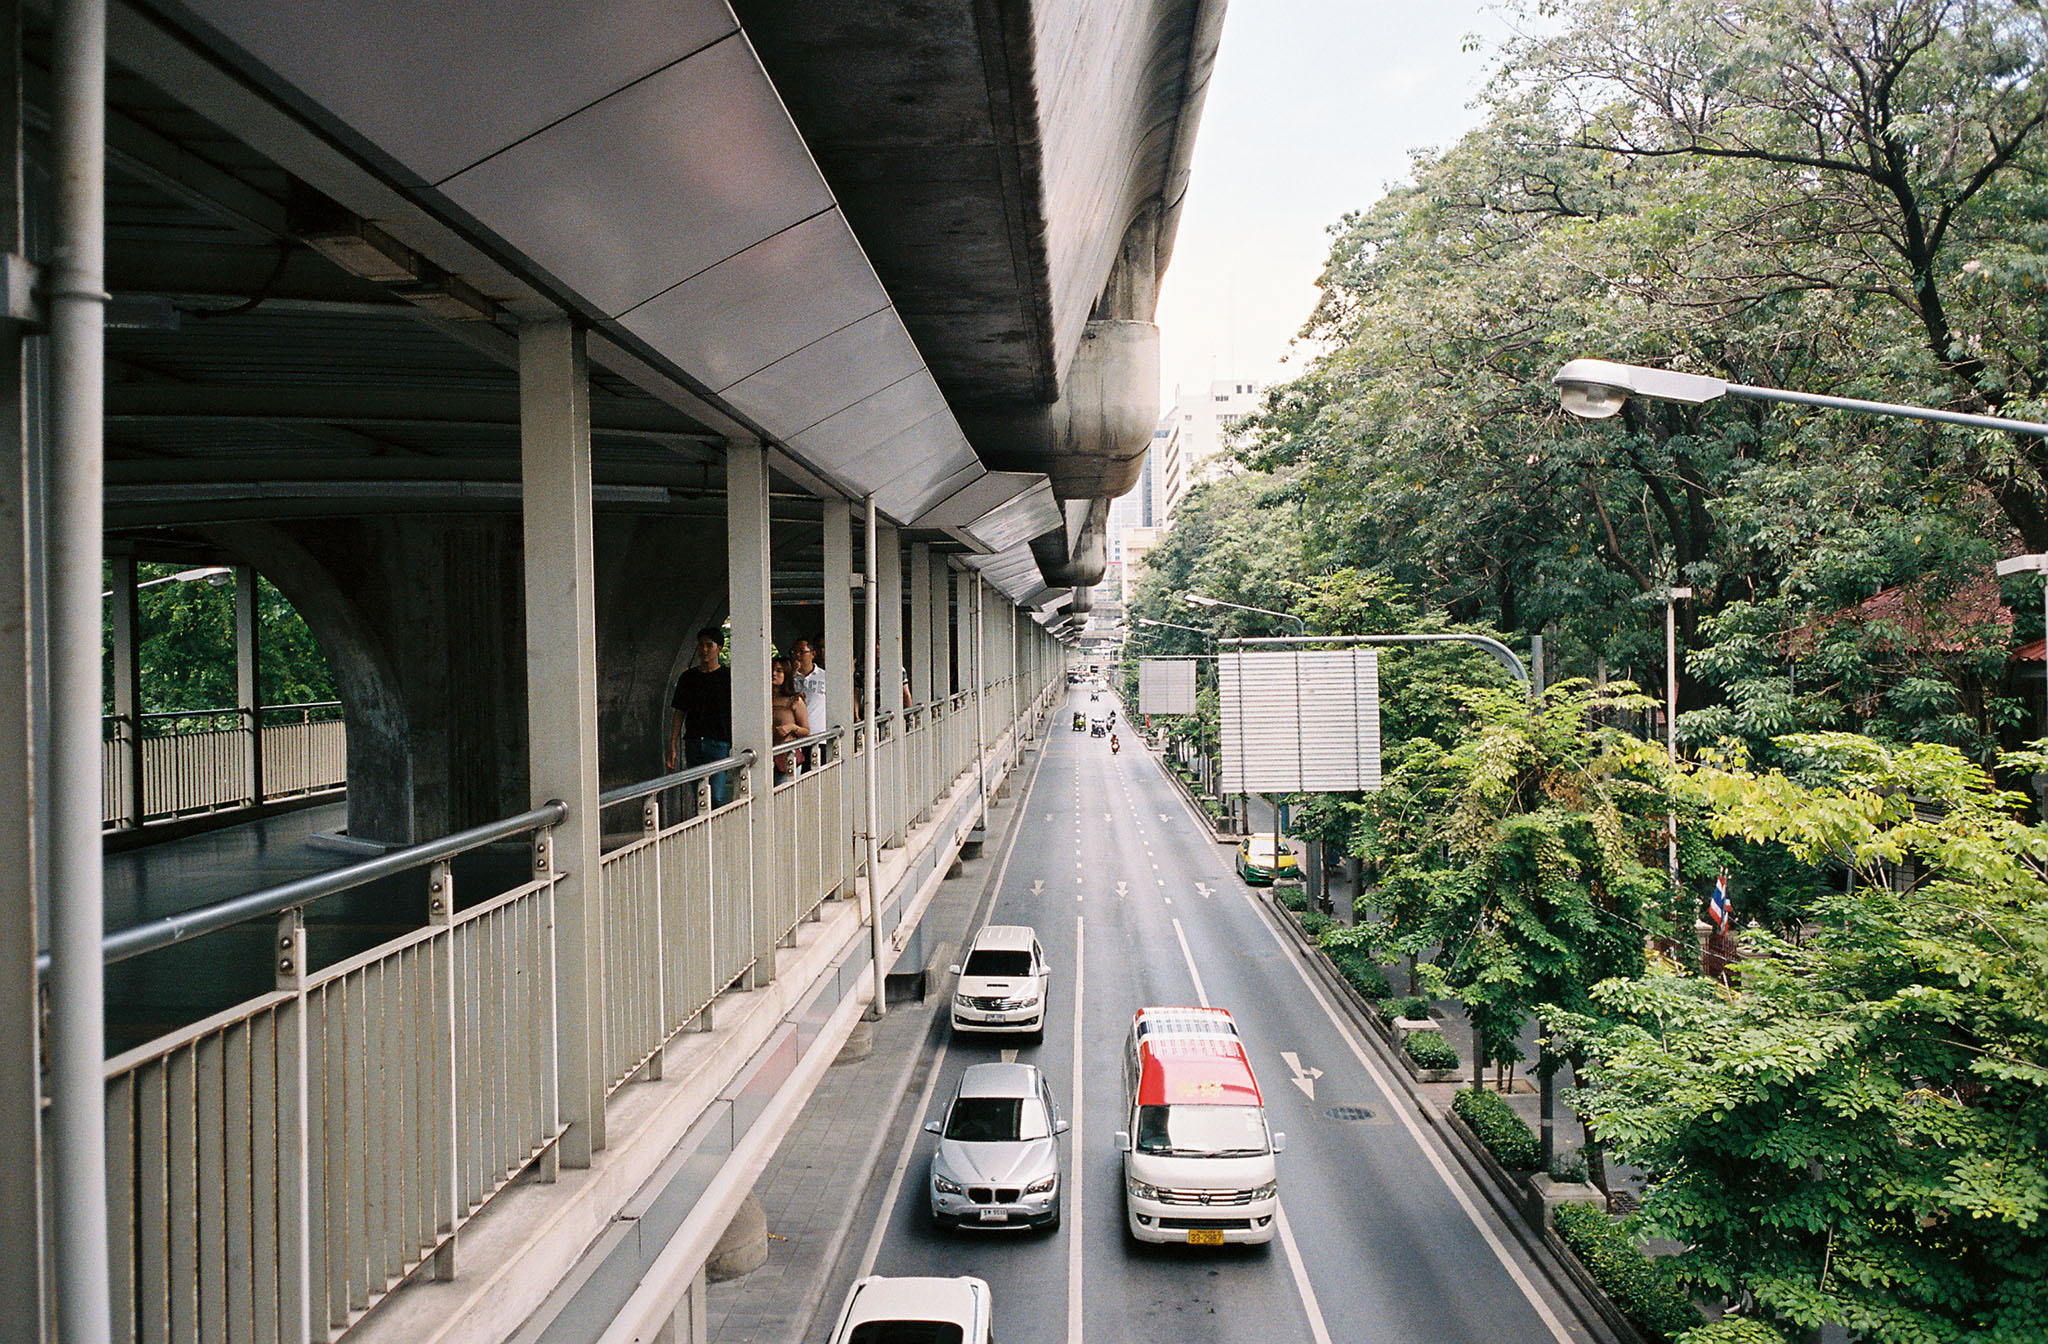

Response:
(668, 626), (734, 806)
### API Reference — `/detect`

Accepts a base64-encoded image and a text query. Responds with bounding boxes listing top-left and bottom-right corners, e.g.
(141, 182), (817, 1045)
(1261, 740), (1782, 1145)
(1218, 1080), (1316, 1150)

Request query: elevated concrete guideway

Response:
(1, 4), (1226, 1344)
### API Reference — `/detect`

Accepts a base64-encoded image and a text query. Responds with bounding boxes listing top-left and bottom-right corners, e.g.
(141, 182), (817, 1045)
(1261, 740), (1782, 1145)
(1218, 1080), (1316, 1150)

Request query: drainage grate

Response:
(1327, 1106), (1376, 1121)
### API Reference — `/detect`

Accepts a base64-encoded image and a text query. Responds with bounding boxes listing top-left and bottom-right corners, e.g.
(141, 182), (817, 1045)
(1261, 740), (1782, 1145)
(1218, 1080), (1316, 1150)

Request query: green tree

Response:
(1554, 734), (2048, 1343)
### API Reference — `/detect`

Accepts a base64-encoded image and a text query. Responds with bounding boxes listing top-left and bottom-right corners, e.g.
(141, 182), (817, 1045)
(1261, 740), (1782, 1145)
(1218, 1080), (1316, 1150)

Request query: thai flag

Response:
(1708, 871), (1733, 932)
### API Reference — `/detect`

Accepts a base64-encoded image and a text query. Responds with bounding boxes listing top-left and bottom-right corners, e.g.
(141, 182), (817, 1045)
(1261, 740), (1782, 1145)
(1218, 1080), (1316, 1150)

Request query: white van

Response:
(949, 925), (1049, 1043)
(1115, 1006), (1282, 1245)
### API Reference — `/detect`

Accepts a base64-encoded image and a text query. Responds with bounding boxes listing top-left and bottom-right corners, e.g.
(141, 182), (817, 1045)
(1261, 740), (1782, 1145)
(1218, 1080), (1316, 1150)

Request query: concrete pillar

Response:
(907, 542), (932, 820)
(705, 1194), (768, 1282)
(929, 552), (952, 698)
(0, 0), (45, 1319)
(727, 441), (778, 986)
(234, 563), (263, 806)
(876, 525), (903, 845)
(520, 318), (606, 1165)
(821, 499), (854, 894)
(108, 554), (141, 828)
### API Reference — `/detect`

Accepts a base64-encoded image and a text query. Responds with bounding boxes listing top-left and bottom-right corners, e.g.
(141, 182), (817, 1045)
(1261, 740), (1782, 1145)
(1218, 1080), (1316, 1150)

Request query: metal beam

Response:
(104, 382), (720, 438)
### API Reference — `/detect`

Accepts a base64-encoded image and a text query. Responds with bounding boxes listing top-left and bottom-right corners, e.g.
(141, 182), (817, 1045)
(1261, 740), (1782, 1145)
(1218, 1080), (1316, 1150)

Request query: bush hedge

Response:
(1551, 1203), (1703, 1343)
(1403, 1032), (1460, 1071)
(1275, 885), (1311, 914)
(1327, 950), (1391, 1001)
(1298, 910), (1333, 938)
(1377, 994), (1432, 1025)
(1451, 1087), (1538, 1170)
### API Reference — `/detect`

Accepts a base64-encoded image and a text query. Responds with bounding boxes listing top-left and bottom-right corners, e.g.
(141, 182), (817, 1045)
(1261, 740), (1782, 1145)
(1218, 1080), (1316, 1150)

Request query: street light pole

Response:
(1997, 553), (2048, 819)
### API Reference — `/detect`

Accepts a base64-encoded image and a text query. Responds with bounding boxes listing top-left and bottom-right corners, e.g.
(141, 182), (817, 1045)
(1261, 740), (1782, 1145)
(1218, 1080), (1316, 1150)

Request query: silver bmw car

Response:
(925, 1062), (1068, 1232)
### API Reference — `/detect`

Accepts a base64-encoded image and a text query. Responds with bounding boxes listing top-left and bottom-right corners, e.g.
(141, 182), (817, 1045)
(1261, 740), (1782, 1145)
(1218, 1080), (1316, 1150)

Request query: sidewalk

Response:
(702, 740), (1043, 1344)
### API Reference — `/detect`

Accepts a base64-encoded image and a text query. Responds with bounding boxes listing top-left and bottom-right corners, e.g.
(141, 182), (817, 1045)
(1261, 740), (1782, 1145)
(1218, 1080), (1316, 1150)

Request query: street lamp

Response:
(1136, 617), (1212, 639)
(1553, 358), (2048, 437)
(102, 565), (232, 599)
(1183, 591), (1306, 635)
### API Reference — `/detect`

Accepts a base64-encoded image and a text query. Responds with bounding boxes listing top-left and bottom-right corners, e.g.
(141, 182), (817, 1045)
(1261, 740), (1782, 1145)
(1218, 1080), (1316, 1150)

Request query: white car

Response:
(949, 925), (1049, 1042)
(825, 1275), (994, 1344)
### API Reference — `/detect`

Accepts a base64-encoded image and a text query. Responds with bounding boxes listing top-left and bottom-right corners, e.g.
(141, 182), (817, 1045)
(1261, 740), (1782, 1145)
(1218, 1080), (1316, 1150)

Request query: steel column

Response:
(234, 563), (263, 806)
(861, 498), (884, 1018)
(519, 317), (606, 1164)
(47, 0), (110, 1336)
(727, 441), (777, 989)
(821, 499), (854, 895)
(928, 552), (952, 698)
(971, 575), (988, 828)
(108, 553), (141, 828)
(0, 0), (43, 1329)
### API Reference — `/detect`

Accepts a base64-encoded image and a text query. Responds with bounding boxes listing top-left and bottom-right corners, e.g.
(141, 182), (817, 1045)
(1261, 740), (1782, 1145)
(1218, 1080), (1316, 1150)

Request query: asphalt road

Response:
(838, 690), (1597, 1344)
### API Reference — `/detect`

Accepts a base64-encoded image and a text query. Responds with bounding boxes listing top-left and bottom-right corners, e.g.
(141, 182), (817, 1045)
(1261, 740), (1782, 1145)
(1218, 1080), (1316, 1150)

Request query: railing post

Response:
(532, 826), (563, 1178)
(641, 798), (664, 1081)
(274, 907), (312, 1344)
(425, 861), (460, 1278)
(108, 554), (144, 829)
(821, 497), (855, 899)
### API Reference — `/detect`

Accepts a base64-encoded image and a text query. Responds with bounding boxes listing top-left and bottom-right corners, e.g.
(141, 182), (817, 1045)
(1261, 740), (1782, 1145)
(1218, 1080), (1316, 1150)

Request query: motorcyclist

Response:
(1110, 733), (1120, 754)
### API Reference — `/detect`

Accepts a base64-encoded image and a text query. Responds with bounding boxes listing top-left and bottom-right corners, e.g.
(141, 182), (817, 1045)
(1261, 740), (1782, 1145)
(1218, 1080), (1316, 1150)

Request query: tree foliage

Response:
(1553, 736), (2048, 1343)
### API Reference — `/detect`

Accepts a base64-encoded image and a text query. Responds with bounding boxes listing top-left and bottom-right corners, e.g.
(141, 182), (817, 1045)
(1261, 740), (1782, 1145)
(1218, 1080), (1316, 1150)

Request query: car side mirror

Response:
(1114, 1130), (1131, 1153)
(947, 965), (961, 976)
(923, 1120), (942, 1135)
(1272, 1132), (1286, 1154)
(1053, 1119), (1070, 1135)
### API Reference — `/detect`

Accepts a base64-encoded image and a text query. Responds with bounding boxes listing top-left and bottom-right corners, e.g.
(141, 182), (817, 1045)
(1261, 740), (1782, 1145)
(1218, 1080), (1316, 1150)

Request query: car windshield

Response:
(1134, 1104), (1268, 1157)
(962, 949), (1032, 977)
(849, 1324), (964, 1344)
(945, 1095), (1051, 1142)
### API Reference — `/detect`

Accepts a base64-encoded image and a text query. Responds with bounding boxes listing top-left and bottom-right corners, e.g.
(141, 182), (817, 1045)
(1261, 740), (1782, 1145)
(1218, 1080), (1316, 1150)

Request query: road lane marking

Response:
(1276, 1204), (1335, 1344)
(1171, 918), (1209, 1007)
(859, 1033), (952, 1277)
(1237, 886), (1579, 1344)
(1068, 914), (1085, 1344)
(1280, 1051), (1324, 1100)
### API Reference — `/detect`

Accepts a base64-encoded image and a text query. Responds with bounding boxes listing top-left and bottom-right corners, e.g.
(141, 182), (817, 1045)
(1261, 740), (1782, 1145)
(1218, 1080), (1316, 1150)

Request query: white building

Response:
(1155, 379), (1263, 524)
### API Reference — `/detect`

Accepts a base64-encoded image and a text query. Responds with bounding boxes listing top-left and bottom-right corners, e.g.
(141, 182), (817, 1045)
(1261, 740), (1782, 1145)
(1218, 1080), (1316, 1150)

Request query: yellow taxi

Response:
(1234, 832), (1299, 885)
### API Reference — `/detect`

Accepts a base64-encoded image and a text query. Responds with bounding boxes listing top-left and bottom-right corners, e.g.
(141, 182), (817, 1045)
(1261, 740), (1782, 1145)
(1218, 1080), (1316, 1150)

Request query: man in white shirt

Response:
(792, 637), (827, 733)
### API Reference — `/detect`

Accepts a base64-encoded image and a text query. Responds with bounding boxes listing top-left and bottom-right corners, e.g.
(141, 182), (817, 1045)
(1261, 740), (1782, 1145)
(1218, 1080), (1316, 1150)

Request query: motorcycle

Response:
(1071, 712), (1085, 732)
(1110, 734), (1121, 755)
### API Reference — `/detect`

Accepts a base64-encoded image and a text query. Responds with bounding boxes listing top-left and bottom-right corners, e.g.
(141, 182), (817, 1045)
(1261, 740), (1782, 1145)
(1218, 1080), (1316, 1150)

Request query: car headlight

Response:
(953, 994), (972, 1007)
(1000, 997), (1038, 1010)
(1248, 1181), (1278, 1201)
(1025, 1175), (1057, 1195)
(933, 1174), (963, 1195)
(1127, 1177), (1167, 1201)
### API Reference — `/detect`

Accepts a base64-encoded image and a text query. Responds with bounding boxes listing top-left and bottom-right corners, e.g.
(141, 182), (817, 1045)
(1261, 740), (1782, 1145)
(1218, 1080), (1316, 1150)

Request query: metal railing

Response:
(101, 702), (348, 831)
(70, 667), (1068, 1344)
(88, 802), (569, 1344)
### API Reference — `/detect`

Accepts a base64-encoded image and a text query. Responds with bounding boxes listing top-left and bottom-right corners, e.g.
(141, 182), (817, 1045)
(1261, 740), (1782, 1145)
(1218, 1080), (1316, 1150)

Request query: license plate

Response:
(1187, 1228), (1224, 1246)
(978, 1210), (1009, 1223)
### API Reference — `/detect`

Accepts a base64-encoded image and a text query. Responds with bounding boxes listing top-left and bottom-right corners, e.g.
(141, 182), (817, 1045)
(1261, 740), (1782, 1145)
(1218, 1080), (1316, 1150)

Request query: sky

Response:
(1154, 1), (1516, 405)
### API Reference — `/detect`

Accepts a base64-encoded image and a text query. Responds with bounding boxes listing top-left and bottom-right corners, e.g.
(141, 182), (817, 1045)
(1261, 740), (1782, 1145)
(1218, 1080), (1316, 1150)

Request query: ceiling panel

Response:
(617, 209), (888, 392)
(720, 310), (927, 440)
(439, 37), (834, 317)
(875, 457), (982, 524)
(792, 371), (950, 467)
(182, 0), (738, 185)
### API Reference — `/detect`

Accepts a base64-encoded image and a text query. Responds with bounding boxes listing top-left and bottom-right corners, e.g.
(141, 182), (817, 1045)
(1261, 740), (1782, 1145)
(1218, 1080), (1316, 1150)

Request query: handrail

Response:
(774, 725), (845, 757)
(598, 748), (759, 809)
(42, 798), (571, 974)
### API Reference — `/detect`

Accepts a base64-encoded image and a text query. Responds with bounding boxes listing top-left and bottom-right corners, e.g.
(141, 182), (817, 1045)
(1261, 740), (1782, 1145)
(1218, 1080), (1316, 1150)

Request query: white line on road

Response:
(1068, 914), (1086, 1344)
(1172, 918), (1209, 1007)
(858, 1033), (951, 1278)
(1237, 886), (1580, 1344)
(1276, 1204), (1335, 1344)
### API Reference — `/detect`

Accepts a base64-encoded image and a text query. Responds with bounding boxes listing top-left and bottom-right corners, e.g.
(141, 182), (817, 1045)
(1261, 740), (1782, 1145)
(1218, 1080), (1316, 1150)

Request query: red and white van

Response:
(1115, 1006), (1284, 1245)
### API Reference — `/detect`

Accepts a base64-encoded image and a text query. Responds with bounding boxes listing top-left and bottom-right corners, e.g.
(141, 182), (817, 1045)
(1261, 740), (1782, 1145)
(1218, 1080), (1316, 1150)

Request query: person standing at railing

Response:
(667, 626), (734, 806)
(770, 656), (811, 782)
(792, 637), (827, 735)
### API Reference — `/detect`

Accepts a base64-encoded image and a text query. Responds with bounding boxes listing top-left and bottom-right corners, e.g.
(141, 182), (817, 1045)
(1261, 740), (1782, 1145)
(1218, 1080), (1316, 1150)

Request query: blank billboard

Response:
(1218, 648), (1381, 793)
(1138, 658), (1199, 715)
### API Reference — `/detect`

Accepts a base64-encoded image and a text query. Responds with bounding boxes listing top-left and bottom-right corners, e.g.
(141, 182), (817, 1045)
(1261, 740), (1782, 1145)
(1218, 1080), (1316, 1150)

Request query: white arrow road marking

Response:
(1160, 812), (1172, 822)
(1001, 1048), (1018, 1064)
(1030, 880), (1044, 897)
(1280, 1051), (1325, 1100)
(1196, 882), (1214, 899)
(1113, 881), (1128, 897)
